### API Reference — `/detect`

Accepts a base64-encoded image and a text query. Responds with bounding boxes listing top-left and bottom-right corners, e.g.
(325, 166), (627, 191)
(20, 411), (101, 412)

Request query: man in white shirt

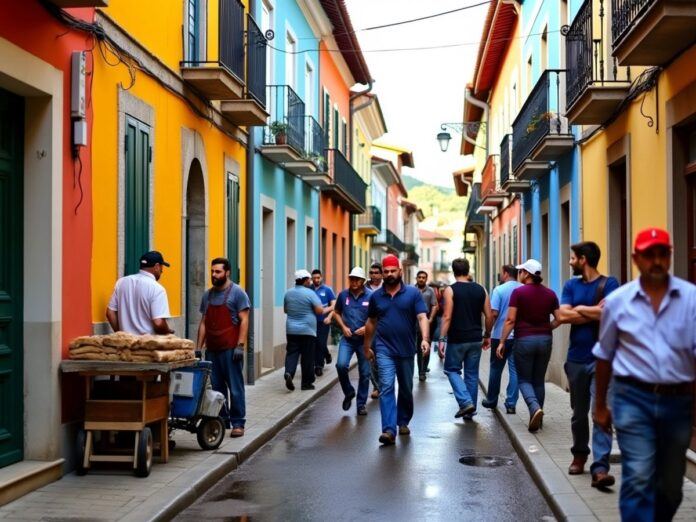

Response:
(106, 251), (173, 335)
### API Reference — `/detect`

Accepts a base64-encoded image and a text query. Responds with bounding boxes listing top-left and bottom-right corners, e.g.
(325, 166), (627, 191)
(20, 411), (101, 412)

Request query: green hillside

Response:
(403, 174), (453, 194)
(407, 183), (464, 217)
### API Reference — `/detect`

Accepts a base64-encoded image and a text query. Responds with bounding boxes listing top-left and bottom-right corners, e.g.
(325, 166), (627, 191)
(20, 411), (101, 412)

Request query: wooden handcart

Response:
(61, 359), (196, 477)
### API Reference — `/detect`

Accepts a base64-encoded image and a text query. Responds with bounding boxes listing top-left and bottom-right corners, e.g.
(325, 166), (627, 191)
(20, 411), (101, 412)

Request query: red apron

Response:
(204, 285), (240, 351)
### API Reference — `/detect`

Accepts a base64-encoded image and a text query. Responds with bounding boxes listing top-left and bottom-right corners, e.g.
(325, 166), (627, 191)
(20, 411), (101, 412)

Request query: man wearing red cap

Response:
(363, 254), (429, 445)
(594, 228), (696, 520)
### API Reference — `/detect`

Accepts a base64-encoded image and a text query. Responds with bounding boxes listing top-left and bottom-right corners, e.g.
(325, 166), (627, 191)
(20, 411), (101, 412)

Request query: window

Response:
(305, 62), (314, 115)
(285, 31), (296, 90)
(321, 228), (327, 274)
(261, 1), (274, 84)
(512, 224), (518, 264)
(541, 26), (548, 72)
(526, 56), (533, 95)
(286, 218), (296, 288)
(333, 106), (340, 150)
(323, 90), (331, 144)
(125, 116), (151, 275)
(426, 248), (431, 262)
(306, 225), (314, 269)
(342, 119), (348, 155)
(227, 173), (240, 282)
(186, 0), (199, 62)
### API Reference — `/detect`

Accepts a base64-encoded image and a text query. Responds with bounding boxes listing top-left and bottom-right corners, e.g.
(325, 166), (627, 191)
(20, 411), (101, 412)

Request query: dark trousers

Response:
(205, 349), (246, 428)
(285, 334), (316, 387)
(416, 320), (437, 376)
(315, 322), (330, 368)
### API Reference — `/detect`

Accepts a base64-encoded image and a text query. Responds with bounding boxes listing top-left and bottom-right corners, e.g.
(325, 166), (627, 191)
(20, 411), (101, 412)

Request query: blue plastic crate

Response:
(170, 361), (211, 418)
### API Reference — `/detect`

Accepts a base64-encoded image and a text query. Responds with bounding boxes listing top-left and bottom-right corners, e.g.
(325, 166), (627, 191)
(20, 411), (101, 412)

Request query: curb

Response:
(478, 377), (594, 521)
(125, 359), (352, 521)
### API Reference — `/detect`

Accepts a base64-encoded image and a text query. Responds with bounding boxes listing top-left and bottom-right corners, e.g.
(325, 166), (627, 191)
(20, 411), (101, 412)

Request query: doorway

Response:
(261, 207), (275, 370)
(185, 160), (206, 339)
(608, 159), (629, 283)
(0, 87), (23, 468)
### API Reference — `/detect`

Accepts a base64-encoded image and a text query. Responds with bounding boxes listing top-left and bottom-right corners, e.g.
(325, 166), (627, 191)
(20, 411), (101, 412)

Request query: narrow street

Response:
(177, 359), (554, 521)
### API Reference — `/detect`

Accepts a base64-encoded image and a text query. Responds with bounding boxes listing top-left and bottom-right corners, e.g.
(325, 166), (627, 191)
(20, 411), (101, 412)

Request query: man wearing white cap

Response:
(333, 267), (373, 415)
(283, 269), (324, 391)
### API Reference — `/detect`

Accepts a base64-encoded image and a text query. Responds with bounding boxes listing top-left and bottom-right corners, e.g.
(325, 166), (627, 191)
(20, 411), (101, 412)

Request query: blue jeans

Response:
(375, 351), (415, 436)
(443, 341), (482, 410)
(205, 349), (246, 428)
(612, 378), (693, 521)
(336, 339), (371, 409)
(484, 338), (518, 409)
(564, 360), (612, 474)
(513, 335), (552, 415)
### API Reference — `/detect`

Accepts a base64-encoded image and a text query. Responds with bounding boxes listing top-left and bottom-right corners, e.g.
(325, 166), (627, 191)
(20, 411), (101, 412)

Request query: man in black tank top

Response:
(438, 258), (493, 419)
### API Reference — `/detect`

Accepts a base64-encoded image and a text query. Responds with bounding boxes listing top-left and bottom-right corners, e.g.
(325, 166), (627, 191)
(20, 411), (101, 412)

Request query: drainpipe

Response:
(245, 0), (257, 384)
(465, 87), (490, 156)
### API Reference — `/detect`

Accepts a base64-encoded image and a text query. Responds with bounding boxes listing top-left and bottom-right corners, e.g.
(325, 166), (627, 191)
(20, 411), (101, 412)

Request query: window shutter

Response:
(124, 116), (151, 275)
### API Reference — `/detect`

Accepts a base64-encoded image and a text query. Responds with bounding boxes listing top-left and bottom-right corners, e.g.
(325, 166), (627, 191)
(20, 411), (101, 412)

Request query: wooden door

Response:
(685, 129), (696, 450)
(0, 87), (24, 468)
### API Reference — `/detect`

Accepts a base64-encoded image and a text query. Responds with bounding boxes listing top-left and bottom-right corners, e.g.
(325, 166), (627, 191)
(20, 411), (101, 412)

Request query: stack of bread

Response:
(69, 332), (196, 363)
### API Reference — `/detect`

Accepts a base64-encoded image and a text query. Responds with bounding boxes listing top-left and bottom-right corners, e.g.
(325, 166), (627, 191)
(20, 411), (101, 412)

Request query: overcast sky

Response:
(344, 0), (489, 188)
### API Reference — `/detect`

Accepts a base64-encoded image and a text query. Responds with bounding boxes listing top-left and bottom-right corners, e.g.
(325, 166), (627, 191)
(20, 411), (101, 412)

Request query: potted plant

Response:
(270, 121), (288, 145)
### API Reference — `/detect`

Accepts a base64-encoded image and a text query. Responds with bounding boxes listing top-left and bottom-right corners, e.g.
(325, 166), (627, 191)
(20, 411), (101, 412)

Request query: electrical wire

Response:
(74, 152), (84, 215)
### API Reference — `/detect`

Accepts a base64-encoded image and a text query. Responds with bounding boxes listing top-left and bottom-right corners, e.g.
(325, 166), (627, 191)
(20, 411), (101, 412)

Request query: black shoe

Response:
(455, 404), (476, 418)
(505, 406), (516, 414)
(315, 367), (323, 377)
(301, 384), (316, 390)
(325, 353), (332, 364)
(426, 368), (431, 373)
(418, 374), (426, 382)
(379, 432), (396, 445)
(357, 406), (367, 416)
(284, 372), (295, 391)
(342, 392), (356, 411)
(481, 399), (496, 409)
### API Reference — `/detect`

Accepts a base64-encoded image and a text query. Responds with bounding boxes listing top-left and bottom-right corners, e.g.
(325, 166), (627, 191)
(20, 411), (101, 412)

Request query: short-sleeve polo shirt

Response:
(313, 284), (336, 321)
(334, 288), (372, 344)
(368, 284), (428, 357)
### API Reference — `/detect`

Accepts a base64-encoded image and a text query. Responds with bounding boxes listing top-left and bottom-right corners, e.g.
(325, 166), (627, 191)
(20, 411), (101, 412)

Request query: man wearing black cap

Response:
(106, 251), (173, 335)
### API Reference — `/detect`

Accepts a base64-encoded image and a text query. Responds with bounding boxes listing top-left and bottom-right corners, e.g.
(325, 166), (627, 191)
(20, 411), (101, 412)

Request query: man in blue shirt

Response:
(364, 255), (429, 445)
(557, 242), (619, 488)
(482, 265), (522, 414)
(284, 270), (324, 391)
(312, 269), (336, 376)
(594, 229), (696, 521)
(333, 267), (372, 416)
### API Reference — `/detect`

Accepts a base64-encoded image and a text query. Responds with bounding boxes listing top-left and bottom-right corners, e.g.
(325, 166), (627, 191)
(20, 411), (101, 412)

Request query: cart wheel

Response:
(75, 429), (88, 476)
(135, 427), (153, 477)
(197, 417), (225, 450)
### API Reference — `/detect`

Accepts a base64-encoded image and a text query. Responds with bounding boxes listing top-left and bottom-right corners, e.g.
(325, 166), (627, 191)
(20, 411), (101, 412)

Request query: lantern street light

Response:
(436, 122), (487, 153)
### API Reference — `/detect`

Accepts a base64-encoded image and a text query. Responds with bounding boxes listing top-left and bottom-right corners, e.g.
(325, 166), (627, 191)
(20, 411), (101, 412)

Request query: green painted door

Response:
(0, 87), (24, 468)
(227, 173), (240, 283)
(124, 116), (151, 275)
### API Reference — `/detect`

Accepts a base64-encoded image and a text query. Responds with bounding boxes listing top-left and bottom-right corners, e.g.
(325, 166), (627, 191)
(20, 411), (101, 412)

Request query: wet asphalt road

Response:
(176, 355), (554, 521)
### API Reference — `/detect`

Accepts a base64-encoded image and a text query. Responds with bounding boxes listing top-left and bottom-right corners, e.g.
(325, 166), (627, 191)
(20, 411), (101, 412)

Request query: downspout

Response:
(465, 87), (490, 155)
(245, 0), (257, 384)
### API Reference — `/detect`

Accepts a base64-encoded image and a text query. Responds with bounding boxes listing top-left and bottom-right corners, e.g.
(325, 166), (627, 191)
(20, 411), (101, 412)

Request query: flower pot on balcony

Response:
(275, 132), (287, 145)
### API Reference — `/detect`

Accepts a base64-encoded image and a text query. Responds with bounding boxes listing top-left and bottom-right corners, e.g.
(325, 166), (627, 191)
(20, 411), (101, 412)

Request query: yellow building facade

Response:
(90, 1), (251, 337)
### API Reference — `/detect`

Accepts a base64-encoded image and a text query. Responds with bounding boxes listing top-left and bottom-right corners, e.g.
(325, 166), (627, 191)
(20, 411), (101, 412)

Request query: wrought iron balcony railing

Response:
(181, 0), (245, 81)
(612, 0), (652, 46)
(246, 15), (267, 105)
(263, 85), (305, 153)
(357, 205), (382, 233)
(500, 134), (512, 186)
(566, 0), (631, 110)
(385, 229), (405, 253)
(512, 70), (568, 172)
(303, 116), (326, 170)
(433, 261), (450, 272)
(325, 148), (367, 212)
(403, 243), (419, 264)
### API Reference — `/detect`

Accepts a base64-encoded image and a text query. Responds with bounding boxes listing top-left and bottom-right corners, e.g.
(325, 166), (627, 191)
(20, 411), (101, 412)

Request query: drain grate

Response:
(459, 454), (514, 467)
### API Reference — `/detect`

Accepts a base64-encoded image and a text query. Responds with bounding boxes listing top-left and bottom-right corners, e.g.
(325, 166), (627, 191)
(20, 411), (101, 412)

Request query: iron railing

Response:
(500, 134), (512, 186)
(566, 0), (631, 110)
(481, 154), (499, 197)
(263, 85), (305, 152)
(385, 229), (405, 253)
(404, 243), (420, 264)
(327, 148), (367, 209)
(612, 0), (653, 46)
(512, 70), (568, 172)
(357, 205), (382, 233)
(182, 0), (245, 80)
(433, 261), (450, 272)
(303, 116), (326, 170)
(246, 15), (267, 105)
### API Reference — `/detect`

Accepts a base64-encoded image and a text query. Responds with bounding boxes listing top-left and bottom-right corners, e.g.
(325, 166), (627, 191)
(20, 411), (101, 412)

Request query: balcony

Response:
(566, 0), (632, 125)
(402, 244), (420, 266)
(50, 0), (108, 5)
(462, 239), (477, 254)
(512, 70), (574, 180)
(321, 149), (367, 214)
(612, 0), (696, 66)
(357, 206), (382, 235)
(433, 261), (451, 273)
(260, 85), (305, 163)
(480, 154), (509, 209)
(286, 116), (328, 182)
(220, 15), (269, 126)
(375, 229), (405, 253)
(465, 183), (486, 233)
(181, 0), (245, 101)
(500, 134), (530, 192)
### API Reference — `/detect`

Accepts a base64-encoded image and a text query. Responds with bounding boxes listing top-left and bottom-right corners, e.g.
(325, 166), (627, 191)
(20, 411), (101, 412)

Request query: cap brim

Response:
(635, 241), (672, 252)
(162, 261), (171, 267)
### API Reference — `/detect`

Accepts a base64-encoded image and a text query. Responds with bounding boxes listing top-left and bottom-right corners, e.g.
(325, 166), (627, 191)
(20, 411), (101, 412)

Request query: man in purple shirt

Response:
(594, 228), (696, 521)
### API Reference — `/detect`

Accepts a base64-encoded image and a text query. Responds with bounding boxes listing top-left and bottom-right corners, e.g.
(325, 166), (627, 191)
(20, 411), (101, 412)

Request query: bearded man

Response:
(196, 257), (251, 437)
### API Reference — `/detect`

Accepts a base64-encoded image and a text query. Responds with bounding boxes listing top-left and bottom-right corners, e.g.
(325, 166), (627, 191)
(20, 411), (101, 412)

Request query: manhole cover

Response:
(459, 454), (514, 467)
